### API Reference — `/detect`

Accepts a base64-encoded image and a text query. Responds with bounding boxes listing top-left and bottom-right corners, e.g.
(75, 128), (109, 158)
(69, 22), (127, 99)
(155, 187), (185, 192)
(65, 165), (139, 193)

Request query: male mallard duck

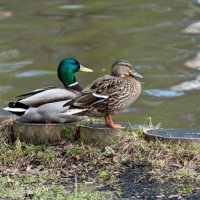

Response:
(4, 58), (93, 123)
(64, 60), (143, 128)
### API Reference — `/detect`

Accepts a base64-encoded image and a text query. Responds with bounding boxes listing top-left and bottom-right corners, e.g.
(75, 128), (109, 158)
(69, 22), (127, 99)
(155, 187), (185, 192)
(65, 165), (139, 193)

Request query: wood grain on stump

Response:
(144, 128), (200, 144)
(13, 118), (78, 144)
(79, 123), (128, 147)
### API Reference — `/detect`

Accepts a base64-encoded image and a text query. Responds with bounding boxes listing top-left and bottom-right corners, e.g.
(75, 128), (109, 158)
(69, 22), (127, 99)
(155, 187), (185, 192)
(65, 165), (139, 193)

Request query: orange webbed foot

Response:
(108, 123), (125, 129)
(105, 114), (125, 129)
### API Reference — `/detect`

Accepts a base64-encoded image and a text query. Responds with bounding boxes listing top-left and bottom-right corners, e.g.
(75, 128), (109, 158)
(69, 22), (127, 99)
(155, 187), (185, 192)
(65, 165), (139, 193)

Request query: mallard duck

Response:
(64, 60), (143, 128)
(4, 58), (93, 123)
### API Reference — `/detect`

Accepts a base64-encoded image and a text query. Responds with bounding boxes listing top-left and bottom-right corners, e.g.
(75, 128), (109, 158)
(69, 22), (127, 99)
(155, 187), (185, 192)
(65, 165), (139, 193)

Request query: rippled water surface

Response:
(1, 0), (200, 128)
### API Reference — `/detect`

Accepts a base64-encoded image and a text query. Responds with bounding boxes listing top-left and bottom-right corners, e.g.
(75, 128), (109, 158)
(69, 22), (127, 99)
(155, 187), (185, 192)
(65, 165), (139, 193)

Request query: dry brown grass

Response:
(0, 121), (199, 198)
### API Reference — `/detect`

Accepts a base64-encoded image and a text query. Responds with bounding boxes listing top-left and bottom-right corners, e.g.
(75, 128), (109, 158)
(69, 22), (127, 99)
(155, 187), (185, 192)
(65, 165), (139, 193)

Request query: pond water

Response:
(1, 0), (200, 128)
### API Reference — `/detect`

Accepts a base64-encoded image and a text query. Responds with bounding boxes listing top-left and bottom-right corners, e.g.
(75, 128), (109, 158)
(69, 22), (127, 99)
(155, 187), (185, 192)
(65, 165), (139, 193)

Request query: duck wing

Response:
(17, 86), (56, 100)
(19, 88), (79, 107)
(71, 75), (124, 108)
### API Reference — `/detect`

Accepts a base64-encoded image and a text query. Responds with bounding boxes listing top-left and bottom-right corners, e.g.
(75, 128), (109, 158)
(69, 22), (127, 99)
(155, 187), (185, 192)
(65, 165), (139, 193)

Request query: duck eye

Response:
(71, 61), (79, 65)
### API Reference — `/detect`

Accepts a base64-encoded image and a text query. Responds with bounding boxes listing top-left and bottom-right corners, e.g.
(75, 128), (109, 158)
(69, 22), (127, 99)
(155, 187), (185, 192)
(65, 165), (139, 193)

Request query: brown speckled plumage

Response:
(69, 60), (143, 128)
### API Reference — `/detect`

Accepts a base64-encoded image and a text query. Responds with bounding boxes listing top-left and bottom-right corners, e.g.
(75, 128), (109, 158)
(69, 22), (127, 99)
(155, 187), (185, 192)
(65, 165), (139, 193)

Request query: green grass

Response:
(0, 174), (112, 199)
(0, 119), (199, 199)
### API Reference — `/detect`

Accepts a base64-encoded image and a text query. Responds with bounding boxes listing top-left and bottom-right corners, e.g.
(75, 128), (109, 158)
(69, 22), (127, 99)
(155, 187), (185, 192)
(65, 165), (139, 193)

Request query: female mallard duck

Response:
(65, 60), (143, 128)
(4, 58), (93, 123)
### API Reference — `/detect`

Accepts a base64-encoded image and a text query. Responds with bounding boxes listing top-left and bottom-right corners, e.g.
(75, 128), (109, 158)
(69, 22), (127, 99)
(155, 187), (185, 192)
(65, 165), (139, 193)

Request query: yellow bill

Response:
(79, 65), (93, 72)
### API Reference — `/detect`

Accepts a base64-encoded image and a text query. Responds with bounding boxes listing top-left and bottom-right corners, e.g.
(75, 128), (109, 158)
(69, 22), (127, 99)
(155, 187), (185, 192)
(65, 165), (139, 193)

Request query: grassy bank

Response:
(0, 120), (199, 199)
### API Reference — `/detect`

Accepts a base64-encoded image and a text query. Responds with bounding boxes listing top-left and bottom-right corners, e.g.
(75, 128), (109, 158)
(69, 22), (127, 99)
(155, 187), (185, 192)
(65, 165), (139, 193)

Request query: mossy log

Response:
(79, 123), (128, 147)
(12, 118), (79, 144)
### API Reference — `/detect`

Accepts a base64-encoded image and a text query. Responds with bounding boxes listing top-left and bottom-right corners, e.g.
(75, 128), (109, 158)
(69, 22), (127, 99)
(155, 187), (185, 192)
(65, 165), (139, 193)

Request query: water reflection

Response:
(15, 70), (55, 77)
(143, 89), (184, 98)
(183, 21), (200, 34)
(119, 21), (175, 34)
(135, 65), (166, 70)
(171, 75), (200, 91)
(59, 5), (84, 9)
(122, 107), (139, 114)
(185, 52), (200, 70)
(0, 86), (12, 94)
(0, 49), (20, 61)
(1, 0), (200, 128)
(178, 18), (200, 92)
(0, 61), (33, 73)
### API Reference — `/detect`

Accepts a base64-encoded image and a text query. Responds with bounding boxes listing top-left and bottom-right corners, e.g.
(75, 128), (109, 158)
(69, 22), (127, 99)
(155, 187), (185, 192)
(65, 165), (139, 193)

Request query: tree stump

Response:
(79, 123), (128, 147)
(12, 118), (79, 144)
(144, 128), (200, 144)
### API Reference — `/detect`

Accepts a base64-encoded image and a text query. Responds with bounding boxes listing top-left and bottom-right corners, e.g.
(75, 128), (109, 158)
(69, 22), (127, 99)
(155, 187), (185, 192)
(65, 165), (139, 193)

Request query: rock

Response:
(104, 146), (115, 156)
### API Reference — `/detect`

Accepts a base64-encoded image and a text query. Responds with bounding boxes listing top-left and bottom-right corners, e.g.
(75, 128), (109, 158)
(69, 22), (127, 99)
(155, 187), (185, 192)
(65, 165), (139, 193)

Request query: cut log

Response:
(79, 123), (128, 147)
(144, 128), (200, 144)
(12, 118), (79, 144)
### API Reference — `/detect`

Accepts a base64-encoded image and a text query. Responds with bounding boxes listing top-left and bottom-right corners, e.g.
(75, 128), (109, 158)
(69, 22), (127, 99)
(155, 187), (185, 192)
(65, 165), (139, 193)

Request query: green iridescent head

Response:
(57, 58), (93, 88)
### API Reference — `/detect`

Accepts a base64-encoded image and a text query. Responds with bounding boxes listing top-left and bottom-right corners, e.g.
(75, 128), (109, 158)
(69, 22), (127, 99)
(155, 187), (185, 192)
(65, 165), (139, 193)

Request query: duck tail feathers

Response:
(8, 102), (29, 109)
(3, 102), (29, 116)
